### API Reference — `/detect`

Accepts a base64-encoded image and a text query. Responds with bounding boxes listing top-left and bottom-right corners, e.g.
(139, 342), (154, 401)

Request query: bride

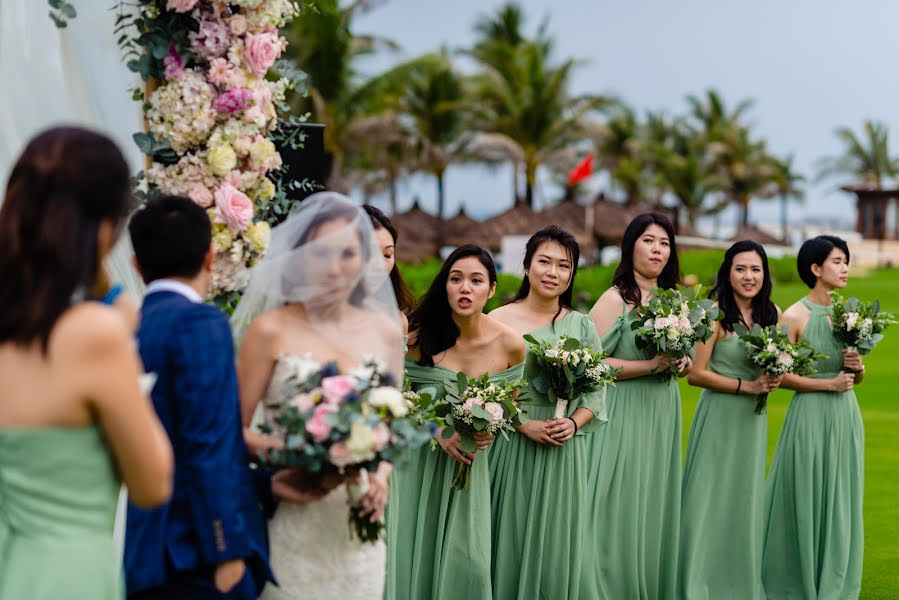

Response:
(233, 193), (404, 599)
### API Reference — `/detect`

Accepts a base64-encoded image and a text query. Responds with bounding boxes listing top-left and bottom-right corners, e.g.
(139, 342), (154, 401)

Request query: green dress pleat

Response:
(579, 310), (682, 599)
(488, 311), (608, 600)
(762, 298), (864, 599)
(678, 334), (766, 600)
(0, 426), (123, 600)
(385, 359), (524, 600)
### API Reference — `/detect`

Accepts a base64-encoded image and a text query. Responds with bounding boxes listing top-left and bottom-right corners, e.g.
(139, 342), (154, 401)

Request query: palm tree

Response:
(468, 4), (612, 208)
(817, 120), (899, 186)
(768, 155), (805, 242)
(401, 54), (468, 220)
(686, 89), (754, 138)
(709, 125), (779, 229)
(652, 121), (725, 229)
(282, 0), (401, 190)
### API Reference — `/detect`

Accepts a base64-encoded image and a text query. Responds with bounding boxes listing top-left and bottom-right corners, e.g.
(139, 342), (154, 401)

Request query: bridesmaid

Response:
(583, 212), (691, 599)
(385, 244), (525, 600)
(679, 240), (782, 600)
(488, 225), (607, 599)
(363, 204), (415, 324)
(762, 235), (864, 599)
(0, 127), (173, 599)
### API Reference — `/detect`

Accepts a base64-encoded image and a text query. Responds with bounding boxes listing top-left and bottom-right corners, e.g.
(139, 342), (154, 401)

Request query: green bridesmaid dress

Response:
(579, 308), (682, 599)
(0, 426), (123, 599)
(762, 297), (864, 599)
(385, 359), (523, 600)
(488, 311), (608, 600)
(678, 334), (766, 600)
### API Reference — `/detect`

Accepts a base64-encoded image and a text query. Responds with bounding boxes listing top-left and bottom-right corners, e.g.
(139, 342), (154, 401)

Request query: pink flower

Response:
(163, 46), (185, 80)
(371, 423), (391, 452)
(328, 442), (353, 467)
(207, 57), (232, 87)
(290, 393), (315, 413)
(228, 14), (248, 36)
(188, 183), (213, 208)
(166, 0), (198, 12)
(190, 19), (231, 60)
(321, 375), (357, 405)
(213, 184), (253, 231)
(212, 88), (252, 113)
(306, 404), (336, 443)
(484, 402), (504, 423)
(244, 30), (283, 77)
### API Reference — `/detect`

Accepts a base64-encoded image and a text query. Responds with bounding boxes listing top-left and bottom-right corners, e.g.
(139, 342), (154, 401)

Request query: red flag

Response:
(567, 152), (593, 186)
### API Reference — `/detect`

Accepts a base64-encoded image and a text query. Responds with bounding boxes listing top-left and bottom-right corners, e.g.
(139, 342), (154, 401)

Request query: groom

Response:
(124, 195), (272, 600)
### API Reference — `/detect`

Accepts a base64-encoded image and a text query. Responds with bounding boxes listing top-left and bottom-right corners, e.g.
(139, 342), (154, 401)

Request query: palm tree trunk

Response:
(512, 160), (520, 205)
(780, 194), (788, 242)
(525, 159), (537, 208)
(389, 177), (398, 214)
(436, 169), (446, 219)
(739, 196), (750, 229)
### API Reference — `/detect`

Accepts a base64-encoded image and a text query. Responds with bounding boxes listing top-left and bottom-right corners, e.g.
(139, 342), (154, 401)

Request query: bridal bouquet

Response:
(261, 355), (432, 541)
(829, 291), (895, 356)
(631, 287), (721, 379)
(441, 373), (526, 491)
(523, 334), (620, 418)
(735, 323), (827, 414)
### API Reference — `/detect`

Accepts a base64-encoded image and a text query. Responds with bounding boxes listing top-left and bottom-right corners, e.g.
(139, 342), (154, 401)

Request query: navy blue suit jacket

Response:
(125, 290), (272, 597)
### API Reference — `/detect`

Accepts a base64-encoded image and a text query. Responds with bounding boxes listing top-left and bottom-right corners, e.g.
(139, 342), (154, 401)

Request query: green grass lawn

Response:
(678, 269), (899, 599)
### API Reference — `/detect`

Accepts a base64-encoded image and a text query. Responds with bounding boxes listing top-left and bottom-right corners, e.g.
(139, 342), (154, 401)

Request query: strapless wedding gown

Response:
(259, 356), (386, 600)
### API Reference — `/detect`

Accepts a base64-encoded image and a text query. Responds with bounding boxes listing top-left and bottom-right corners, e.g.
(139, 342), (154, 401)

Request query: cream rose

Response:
(207, 142), (237, 177)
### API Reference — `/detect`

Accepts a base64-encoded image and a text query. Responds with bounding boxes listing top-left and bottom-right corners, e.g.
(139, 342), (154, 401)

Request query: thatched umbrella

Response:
(731, 225), (785, 246)
(391, 200), (441, 263)
(475, 201), (541, 252)
(444, 206), (480, 247)
(592, 196), (642, 246)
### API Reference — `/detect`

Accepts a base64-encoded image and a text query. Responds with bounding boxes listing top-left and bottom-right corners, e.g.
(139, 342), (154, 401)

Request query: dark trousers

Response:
(128, 566), (259, 600)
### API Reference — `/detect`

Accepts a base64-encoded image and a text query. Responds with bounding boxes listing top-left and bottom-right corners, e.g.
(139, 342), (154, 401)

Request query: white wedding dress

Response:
(259, 356), (386, 600)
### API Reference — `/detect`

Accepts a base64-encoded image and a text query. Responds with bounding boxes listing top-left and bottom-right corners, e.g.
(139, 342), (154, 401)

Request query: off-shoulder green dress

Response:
(487, 311), (607, 599)
(579, 308), (683, 599)
(385, 359), (524, 600)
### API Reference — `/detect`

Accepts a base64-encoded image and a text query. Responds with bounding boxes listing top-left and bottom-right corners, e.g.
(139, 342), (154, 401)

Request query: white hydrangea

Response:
(147, 71), (217, 153)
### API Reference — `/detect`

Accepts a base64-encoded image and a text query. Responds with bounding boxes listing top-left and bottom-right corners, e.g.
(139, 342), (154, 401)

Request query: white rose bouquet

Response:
(829, 291), (895, 358)
(523, 334), (620, 418)
(440, 373), (526, 491)
(734, 324), (827, 414)
(631, 286), (721, 380)
(260, 355), (432, 541)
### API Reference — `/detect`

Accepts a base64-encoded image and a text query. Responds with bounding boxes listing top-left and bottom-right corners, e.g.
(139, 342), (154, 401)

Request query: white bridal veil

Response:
(231, 192), (404, 377)
(0, 0), (145, 295)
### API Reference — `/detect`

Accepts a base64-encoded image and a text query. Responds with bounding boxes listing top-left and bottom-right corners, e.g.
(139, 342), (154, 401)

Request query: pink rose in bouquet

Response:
(244, 30), (283, 77)
(484, 402), (504, 423)
(371, 423), (392, 452)
(213, 184), (253, 231)
(321, 375), (357, 405)
(328, 441), (353, 468)
(307, 404), (337, 443)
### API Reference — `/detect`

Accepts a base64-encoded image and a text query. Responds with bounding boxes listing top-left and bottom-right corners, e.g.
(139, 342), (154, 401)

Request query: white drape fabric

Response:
(0, 0), (150, 565)
(0, 0), (145, 297)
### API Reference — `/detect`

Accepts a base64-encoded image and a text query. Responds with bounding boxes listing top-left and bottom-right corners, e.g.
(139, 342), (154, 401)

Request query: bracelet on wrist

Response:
(735, 378), (743, 395)
(567, 416), (578, 435)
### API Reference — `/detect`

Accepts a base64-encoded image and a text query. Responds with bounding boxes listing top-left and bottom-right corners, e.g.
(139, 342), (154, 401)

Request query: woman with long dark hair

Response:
(679, 240), (781, 599)
(487, 225), (607, 599)
(762, 236), (864, 599)
(385, 245), (525, 600)
(582, 212), (690, 598)
(363, 205), (415, 324)
(0, 127), (173, 599)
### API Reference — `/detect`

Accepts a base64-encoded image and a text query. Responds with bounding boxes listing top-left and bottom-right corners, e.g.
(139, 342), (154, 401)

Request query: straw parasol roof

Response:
(391, 201), (441, 263)
(731, 225), (785, 246)
(444, 206), (480, 247)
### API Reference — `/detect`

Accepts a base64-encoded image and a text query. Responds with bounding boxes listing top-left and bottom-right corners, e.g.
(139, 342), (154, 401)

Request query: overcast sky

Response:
(353, 0), (899, 231)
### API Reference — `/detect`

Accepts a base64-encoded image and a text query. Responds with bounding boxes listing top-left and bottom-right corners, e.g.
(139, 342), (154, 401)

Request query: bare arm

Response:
(687, 324), (771, 396)
(780, 307), (855, 393)
(236, 316), (281, 454)
(76, 307), (173, 508)
(589, 289), (665, 381)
